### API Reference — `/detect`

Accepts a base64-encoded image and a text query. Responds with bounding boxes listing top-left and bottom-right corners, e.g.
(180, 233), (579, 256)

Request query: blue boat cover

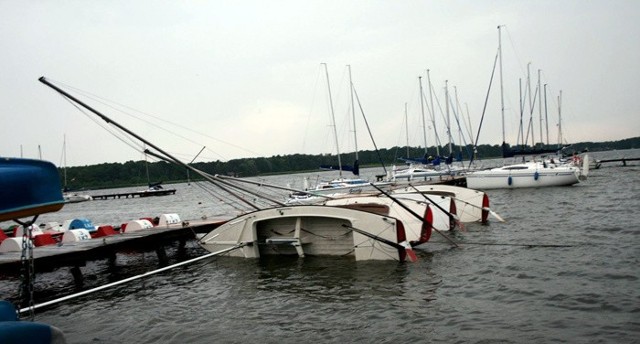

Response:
(0, 158), (64, 222)
(68, 218), (96, 232)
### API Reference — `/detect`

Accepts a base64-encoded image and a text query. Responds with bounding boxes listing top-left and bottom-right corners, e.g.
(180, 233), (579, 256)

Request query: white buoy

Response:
(0, 237), (32, 253)
(158, 214), (181, 227)
(62, 229), (92, 243)
(14, 225), (44, 238)
(124, 219), (153, 232)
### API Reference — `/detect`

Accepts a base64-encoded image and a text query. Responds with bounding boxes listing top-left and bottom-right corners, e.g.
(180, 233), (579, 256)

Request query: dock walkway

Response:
(90, 188), (177, 200)
(594, 157), (639, 169)
(0, 219), (225, 274)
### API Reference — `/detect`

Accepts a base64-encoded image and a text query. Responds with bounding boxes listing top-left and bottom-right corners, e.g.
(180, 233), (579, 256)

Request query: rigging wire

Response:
(60, 95), (145, 154)
(47, 78), (261, 160)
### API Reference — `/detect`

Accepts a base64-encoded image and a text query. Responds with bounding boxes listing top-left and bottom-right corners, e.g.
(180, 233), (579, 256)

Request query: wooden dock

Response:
(594, 157), (639, 169)
(0, 219), (226, 274)
(91, 188), (176, 200)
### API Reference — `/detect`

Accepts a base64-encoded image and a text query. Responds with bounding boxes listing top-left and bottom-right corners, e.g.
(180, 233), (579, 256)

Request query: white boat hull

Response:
(466, 163), (580, 189)
(390, 184), (490, 223)
(324, 194), (450, 243)
(199, 205), (412, 261)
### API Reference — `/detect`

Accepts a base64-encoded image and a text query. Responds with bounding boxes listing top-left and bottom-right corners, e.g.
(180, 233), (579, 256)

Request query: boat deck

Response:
(0, 219), (226, 274)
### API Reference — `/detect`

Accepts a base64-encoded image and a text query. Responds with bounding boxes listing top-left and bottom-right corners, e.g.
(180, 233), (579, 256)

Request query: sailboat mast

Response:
(427, 69), (439, 157)
(348, 65), (358, 161)
(445, 80), (452, 155)
(63, 134), (67, 188)
(498, 25), (505, 145)
(322, 63), (342, 177)
(405, 102), (410, 158)
(527, 63), (534, 147)
(39, 76), (264, 210)
(418, 76), (428, 156)
(557, 90), (563, 147)
(519, 78), (524, 147)
(544, 83), (549, 145)
(538, 69), (543, 147)
(455, 86), (462, 156)
(144, 146), (150, 186)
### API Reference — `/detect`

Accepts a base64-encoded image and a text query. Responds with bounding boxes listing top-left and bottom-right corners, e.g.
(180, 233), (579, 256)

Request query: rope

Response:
(19, 243), (247, 315)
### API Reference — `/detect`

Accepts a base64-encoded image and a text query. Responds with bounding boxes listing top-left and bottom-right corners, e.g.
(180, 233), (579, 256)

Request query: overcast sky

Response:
(1, 1), (638, 167)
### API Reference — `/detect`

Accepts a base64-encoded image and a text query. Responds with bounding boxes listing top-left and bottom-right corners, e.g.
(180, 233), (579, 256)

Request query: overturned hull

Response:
(324, 195), (443, 243)
(0, 158), (64, 222)
(390, 184), (490, 223)
(198, 205), (415, 262)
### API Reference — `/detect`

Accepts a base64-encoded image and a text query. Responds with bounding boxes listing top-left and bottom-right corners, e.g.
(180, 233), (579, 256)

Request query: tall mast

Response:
(426, 69), (439, 156)
(63, 134), (67, 188)
(538, 69), (543, 147)
(557, 90), (563, 147)
(322, 63), (342, 177)
(544, 83), (549, 145)
(445, 80), (452, 155)
(519, 78), (524, 147)
(498, 25), (505, 145)
(465, 103), (473, 144)
(455, 86), (462, 156)
(144, 144), (150, 186)
(418, 76), (428, 155)
(347, 64), (358, 161)
(405, 102), (409, 158)
(527, 62), (534, 147)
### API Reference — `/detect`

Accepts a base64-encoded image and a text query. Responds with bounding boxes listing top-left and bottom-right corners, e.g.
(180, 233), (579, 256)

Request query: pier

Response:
(91, 188), (177, 200)
(594, 157), (639, 169)
(0, 219), (226, 275)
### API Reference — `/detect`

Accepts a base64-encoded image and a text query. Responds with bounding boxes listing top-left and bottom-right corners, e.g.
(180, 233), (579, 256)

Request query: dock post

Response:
(155, 246), (168, 265)
(108, 252), (117, 268)
(70, 266), (84, 286)
(177, 239), (187, 257)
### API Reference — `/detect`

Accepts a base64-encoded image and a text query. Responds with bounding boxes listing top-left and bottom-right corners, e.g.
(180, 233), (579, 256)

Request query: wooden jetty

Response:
(91, 188), (176, 200)
(0, 219), (226, 276)
(594, 157), (639, 169)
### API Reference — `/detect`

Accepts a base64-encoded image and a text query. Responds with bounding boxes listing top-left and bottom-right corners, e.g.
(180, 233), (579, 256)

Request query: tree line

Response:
(61, 137), (639, 190)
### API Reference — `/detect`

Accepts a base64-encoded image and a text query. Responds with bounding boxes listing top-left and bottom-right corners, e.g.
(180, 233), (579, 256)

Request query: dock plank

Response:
(90, 188), (177, 200)
(0, 219), (227, 273)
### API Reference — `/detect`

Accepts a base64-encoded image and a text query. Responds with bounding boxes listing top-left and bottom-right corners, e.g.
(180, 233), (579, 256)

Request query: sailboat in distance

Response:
(287, 64), (382, 204)
(61, 134), (92, 203)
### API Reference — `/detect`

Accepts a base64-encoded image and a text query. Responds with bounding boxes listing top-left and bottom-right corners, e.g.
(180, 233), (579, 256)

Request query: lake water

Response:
(1, 149), (639, 343)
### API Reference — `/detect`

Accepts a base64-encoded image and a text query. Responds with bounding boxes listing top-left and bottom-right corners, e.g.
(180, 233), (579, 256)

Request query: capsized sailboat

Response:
(38, 76), (427, 262)
(198, 205), (418, 262)
(389, 184), (497, 223)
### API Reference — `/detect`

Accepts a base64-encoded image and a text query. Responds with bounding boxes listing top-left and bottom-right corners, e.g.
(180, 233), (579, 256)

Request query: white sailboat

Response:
(61, 135), (92, 203)
(391, 74), (465, 182)
(287, 64), (381, 203)
(465, 26), (588, 190)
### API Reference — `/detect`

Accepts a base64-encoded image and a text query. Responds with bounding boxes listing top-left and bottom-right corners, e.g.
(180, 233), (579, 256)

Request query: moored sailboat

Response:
(465, 26), (588, 189)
